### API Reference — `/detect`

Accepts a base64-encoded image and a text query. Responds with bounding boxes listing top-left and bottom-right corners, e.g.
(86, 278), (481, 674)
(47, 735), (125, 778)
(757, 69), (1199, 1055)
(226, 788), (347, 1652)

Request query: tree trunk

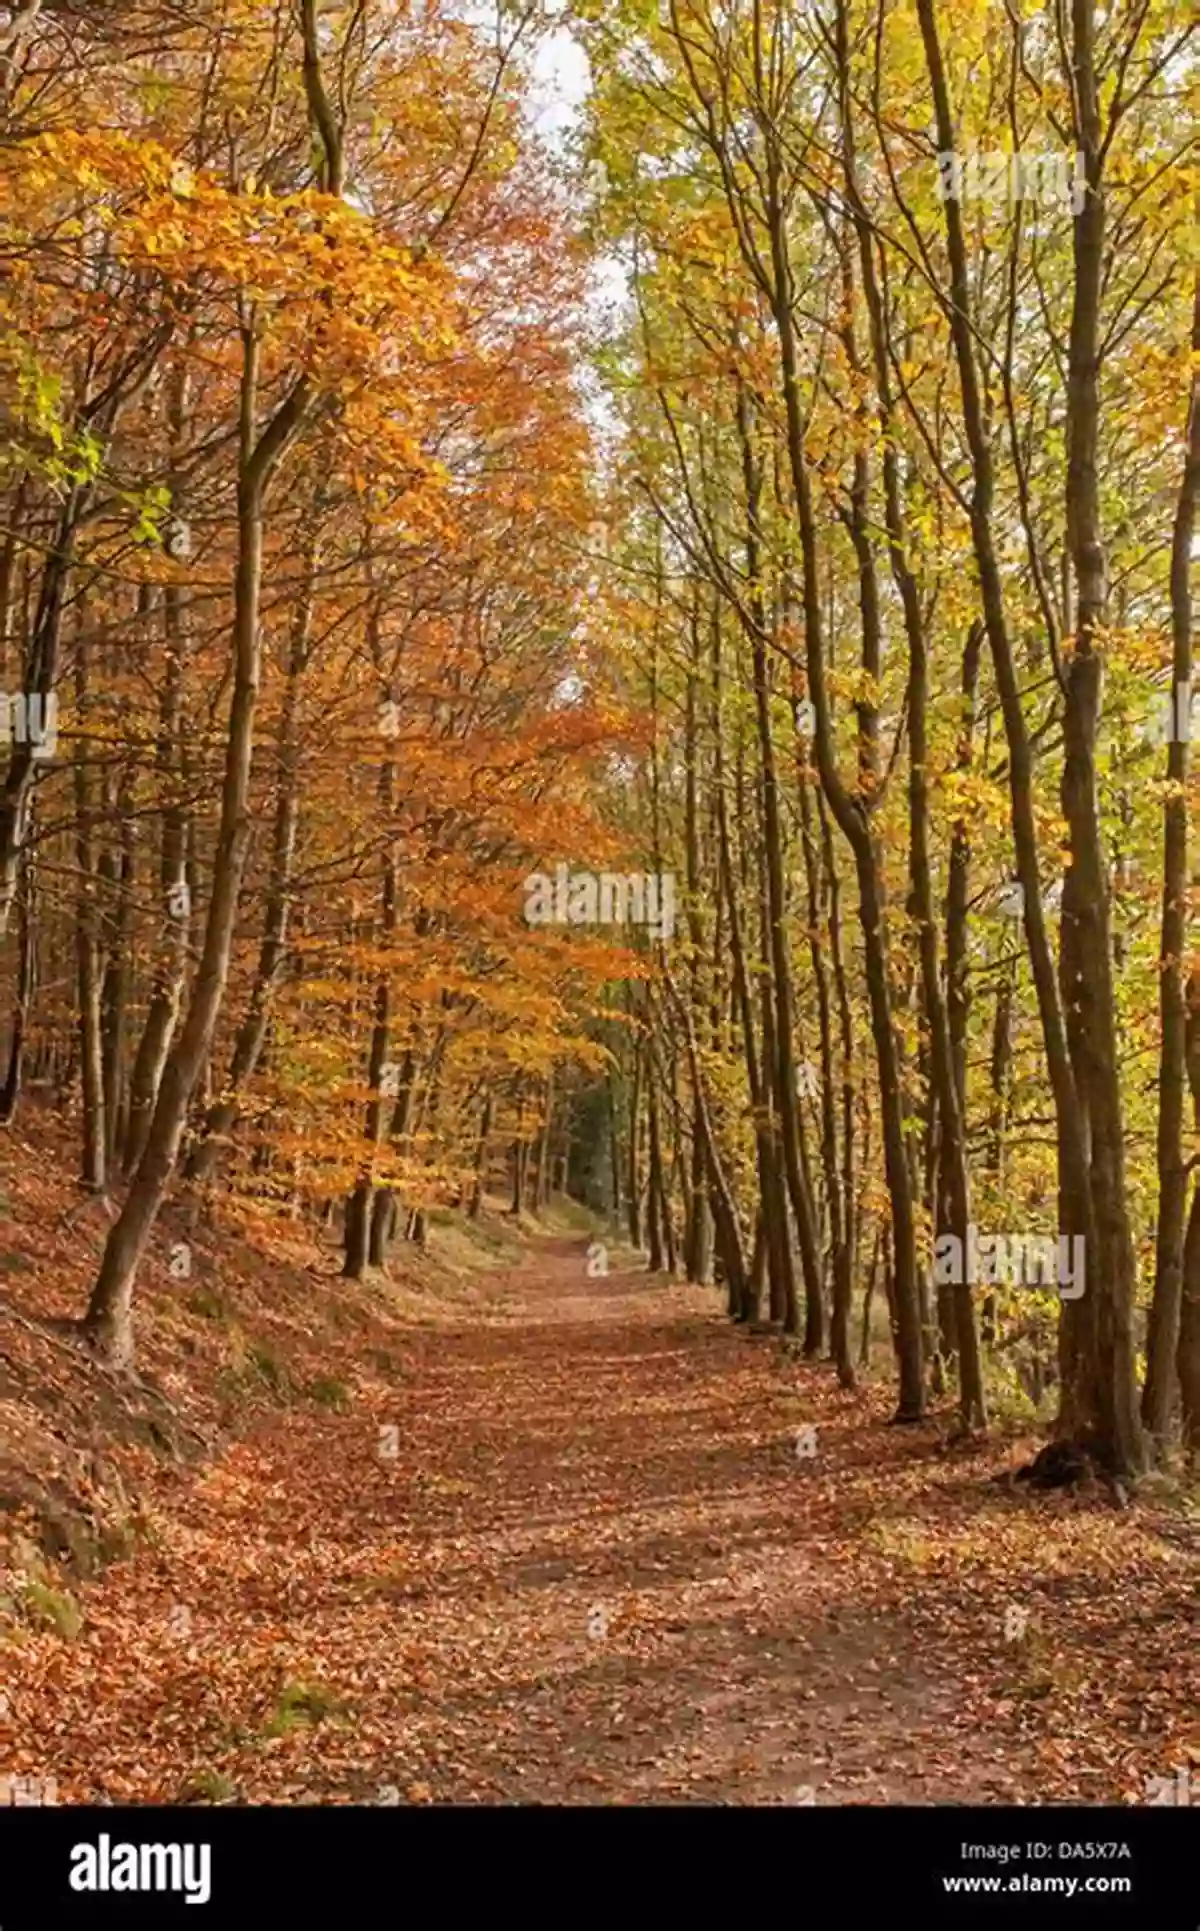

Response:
(0, 487), (87, 937)
(836, 86), (986, 1424)
(917, 0), (1101, 1450)
(1054, 0), (1141, 1473)
(760, 154), (924, 1417)
(1144, 274), (1200, 1440)
(73, 613), (105, 1193)
(626, 1030), (643, 1246)
(1178, 974), (1200, 1453)
(0, 850), (33, 1124)
(184, 526), (315, 1183)
(124, 532), (190, 1175)
(99, 761), (135, 1170)
(82, 346), (311, 1365)
(343, 741), (397, 1280)
(737, 385), (824, 1349)
(468, 1089), (492, 1219)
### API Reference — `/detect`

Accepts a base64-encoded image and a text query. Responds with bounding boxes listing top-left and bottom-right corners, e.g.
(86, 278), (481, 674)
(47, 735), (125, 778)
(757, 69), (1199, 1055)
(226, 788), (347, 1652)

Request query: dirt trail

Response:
(9, 1235), (1195, 1805)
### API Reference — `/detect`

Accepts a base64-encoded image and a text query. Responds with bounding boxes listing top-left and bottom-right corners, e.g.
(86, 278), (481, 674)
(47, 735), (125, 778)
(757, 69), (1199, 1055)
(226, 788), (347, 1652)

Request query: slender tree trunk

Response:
(370, 1045), (419, 1262)
(737, 386), (823, 1347)
(184, 528), (316, 1183)
(468, 1089), (492, 1219)
(344, 748), (397, 1280)
(1178, 974), (1200, 1453)
(73, 613), (105, 1192)
(0, 850), (33, 1123)
(0, 487), (87, 937)
(1144, 275), (1200, 1440)
(833, 91), (987, 1423)
(124, 520), (191, 1174)
(756, 156), (923, 1415)
(82, 346), (312, 1365)
(509, 1091), (526, 1218)
(531, 1071), (554, 1213)
(662, 958), (747, 1313)
(796, 710), (850, 1380)
(860, 1226), (881, 1368)
(682, 611), (714, 1285)
(721, 730), (793, 1329)
(1053, 0), (1141, 1472)
(99, 762), (135, 1170)
(646, 1072), (669, 1271)
(939, 625), (983, 1362)
(912, 0), (1136, 1459)
(820, 792), (858, 1369)
(626, 1030), (643, 1246)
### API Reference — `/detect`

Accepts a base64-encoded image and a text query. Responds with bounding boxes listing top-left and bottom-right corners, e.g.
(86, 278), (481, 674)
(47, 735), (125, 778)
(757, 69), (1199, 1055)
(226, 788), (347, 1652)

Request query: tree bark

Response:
(1054, 0), (1142, 1472)
(1144, 274), (1200, 1440)
(916, 0), (1102, 1449)
(72, 608), (106, 1193)
(82, 344), (312, 1365)
(124, 502), (191, 1175)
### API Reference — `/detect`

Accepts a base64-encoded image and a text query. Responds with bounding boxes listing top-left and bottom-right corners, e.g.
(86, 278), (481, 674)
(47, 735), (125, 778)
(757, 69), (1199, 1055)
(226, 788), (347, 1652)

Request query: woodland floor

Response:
(2, 1143), (1198, 1806)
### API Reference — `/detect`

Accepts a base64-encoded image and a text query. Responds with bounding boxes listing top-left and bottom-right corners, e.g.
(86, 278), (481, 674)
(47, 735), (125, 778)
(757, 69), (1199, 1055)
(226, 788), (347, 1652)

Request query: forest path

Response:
(14, 1234), (1193, 1805)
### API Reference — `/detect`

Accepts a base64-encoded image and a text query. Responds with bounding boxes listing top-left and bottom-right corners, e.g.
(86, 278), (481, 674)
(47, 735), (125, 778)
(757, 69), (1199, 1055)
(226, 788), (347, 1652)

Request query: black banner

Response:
(0, 1804), (1194, 1927)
